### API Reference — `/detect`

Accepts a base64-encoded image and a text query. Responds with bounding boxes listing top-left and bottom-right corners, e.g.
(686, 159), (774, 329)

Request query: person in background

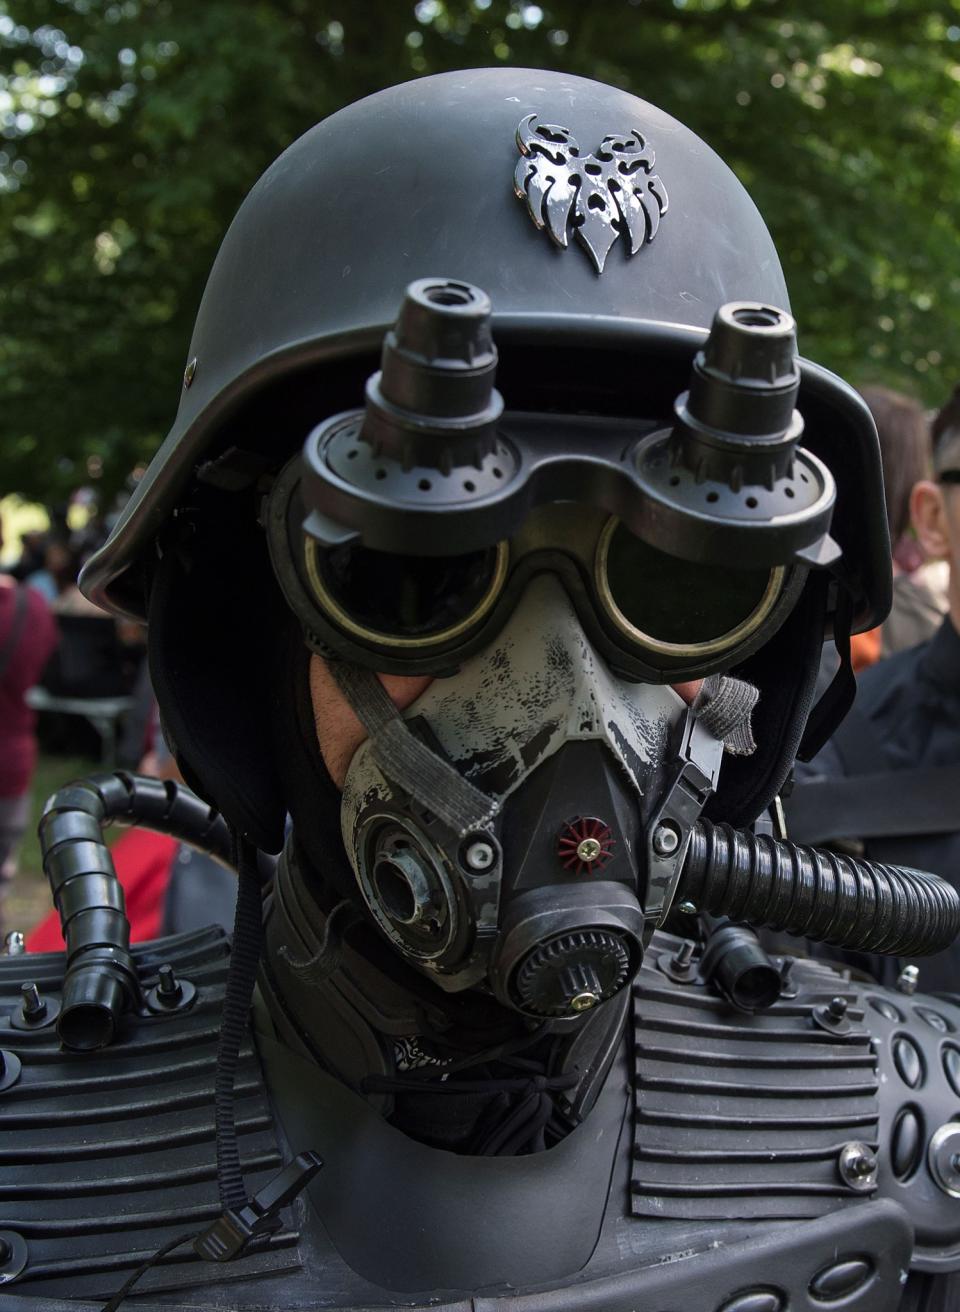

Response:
(787, 383), (960, 992)
(8, 531), (49, 584)
(851, 385), (948, 670)
(0, 524), (59, 915)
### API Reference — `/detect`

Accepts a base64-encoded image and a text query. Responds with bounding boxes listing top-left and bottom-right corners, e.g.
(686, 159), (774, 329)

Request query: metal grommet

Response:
(0, 1231), (28, 1284)
(928, 1122), (960, 1198)
(0, 1051), (22, 1093)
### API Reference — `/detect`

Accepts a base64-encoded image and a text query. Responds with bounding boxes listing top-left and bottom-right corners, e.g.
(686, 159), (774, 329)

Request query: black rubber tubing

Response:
(677, 819), (960, 957)
(39, 771), (232, 1050)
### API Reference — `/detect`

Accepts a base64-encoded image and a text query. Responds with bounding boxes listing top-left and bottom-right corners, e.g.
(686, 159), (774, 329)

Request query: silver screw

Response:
(652, 823), (680, 857)
(838, 1140), (878, 1191)
(676, 900), (698, 915)
(3, 931), (24, 956)
(896, 964), (920, 995)
(570, 990), (600, 1012)
(576, 837), (603, 863)
(183, 357), (198, 388)
(465, 841), (495, 872)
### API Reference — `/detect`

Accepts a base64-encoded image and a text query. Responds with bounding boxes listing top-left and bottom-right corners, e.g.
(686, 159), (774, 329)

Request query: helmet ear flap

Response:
(147, 509), (288, 853)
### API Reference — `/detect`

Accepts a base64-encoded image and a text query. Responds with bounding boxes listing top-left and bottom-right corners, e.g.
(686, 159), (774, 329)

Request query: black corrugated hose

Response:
(39, 771), (232, 1050)
(677, 819), (960, 957)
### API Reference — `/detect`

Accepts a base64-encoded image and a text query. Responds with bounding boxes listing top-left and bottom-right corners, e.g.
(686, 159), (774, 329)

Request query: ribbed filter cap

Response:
(361, 277), (504, 465)
(671, 301), (804, 484)
(630, 298), (837, 568)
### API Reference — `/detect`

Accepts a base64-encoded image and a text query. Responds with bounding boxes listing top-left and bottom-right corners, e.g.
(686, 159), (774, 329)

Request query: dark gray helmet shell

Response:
(78, 68), (890, 849)
(82, 67), (886, 627)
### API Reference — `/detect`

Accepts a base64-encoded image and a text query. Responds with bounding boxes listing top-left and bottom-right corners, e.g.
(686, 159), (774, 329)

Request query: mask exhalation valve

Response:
(515, 930), (631, 1017)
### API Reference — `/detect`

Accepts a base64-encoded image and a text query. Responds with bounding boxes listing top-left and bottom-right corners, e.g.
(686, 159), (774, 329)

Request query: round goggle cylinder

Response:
(631, 302), (839, 570)
(298, 281), (838, 577)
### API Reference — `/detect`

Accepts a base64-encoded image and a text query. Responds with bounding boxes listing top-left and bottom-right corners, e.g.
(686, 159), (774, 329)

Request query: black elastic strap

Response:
(214, 832), (264, 1210)
(278, 897), (360, 985)
(798, 584), (857, 762)
(100, 1231), (198, 1312)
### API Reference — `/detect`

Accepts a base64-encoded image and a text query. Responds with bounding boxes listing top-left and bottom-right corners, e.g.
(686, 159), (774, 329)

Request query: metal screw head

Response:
(676, 900), (698, 915)
(570, 990), (600, 1012)
(183, 356), (198, 388)
(929, 1123), (960, 1198)
(812, 995), (853, 1035)
(3, 932), (24, 957)
(0, 1230), (28, 1280)
(837, 1141), (878, 1192)
(896, 964), (920, 995)
(0, 1050), (21, 1091)
(464, 841), (495, 872)
(576, 837), (603, 863)
(652, 823), (680, 857)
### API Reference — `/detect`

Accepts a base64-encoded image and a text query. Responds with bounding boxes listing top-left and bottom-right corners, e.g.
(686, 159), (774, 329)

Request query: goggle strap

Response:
(331, 663), (500, 837)
(796, 582), (857, 763)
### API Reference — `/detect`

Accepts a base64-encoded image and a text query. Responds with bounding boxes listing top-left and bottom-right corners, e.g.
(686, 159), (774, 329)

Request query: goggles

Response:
(266, 459), (804, 682)
(263, 280), (838, 681)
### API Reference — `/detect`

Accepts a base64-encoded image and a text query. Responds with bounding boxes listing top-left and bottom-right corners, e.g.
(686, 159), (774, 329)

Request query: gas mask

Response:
(264, 276), (840, 1018)
(337, 574), (698, 1015)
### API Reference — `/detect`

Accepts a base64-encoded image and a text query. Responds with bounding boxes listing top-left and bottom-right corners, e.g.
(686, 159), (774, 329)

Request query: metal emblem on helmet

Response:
(514, 113), (668, 274)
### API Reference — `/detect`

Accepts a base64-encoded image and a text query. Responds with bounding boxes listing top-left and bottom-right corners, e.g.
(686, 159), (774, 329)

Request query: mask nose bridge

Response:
(475, 567), (606, 681)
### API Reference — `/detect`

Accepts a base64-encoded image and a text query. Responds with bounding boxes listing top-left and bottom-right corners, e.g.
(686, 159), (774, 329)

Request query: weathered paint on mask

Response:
(341, 574), (687, 861)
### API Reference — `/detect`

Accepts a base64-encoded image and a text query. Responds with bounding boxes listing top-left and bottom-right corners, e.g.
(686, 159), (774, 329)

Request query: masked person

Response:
(10, 70), (960, 1310)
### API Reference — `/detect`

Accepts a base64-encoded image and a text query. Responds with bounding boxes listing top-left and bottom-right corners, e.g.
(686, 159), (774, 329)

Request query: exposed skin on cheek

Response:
(310, 653), (702, 789)
(310, 655), (432, 788)
(672, 680), (702, 706)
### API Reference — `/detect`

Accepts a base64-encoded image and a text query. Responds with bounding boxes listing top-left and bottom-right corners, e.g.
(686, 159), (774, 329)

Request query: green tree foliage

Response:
(1, 0), (958, 501)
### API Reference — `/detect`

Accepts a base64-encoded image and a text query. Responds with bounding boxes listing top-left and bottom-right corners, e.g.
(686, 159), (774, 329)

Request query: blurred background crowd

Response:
(2, 0), (960, 959)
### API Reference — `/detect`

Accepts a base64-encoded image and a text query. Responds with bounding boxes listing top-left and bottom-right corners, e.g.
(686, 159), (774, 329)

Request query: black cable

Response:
(100, 1231), (198, 1312)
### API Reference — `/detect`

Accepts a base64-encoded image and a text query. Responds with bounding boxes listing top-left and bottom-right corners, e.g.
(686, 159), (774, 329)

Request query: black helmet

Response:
(81, 68), (889, 850)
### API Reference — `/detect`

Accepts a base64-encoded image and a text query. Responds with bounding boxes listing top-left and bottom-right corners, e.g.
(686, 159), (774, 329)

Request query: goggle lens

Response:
(305, 539), (508, 647)
(598, 521), (784, 657)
